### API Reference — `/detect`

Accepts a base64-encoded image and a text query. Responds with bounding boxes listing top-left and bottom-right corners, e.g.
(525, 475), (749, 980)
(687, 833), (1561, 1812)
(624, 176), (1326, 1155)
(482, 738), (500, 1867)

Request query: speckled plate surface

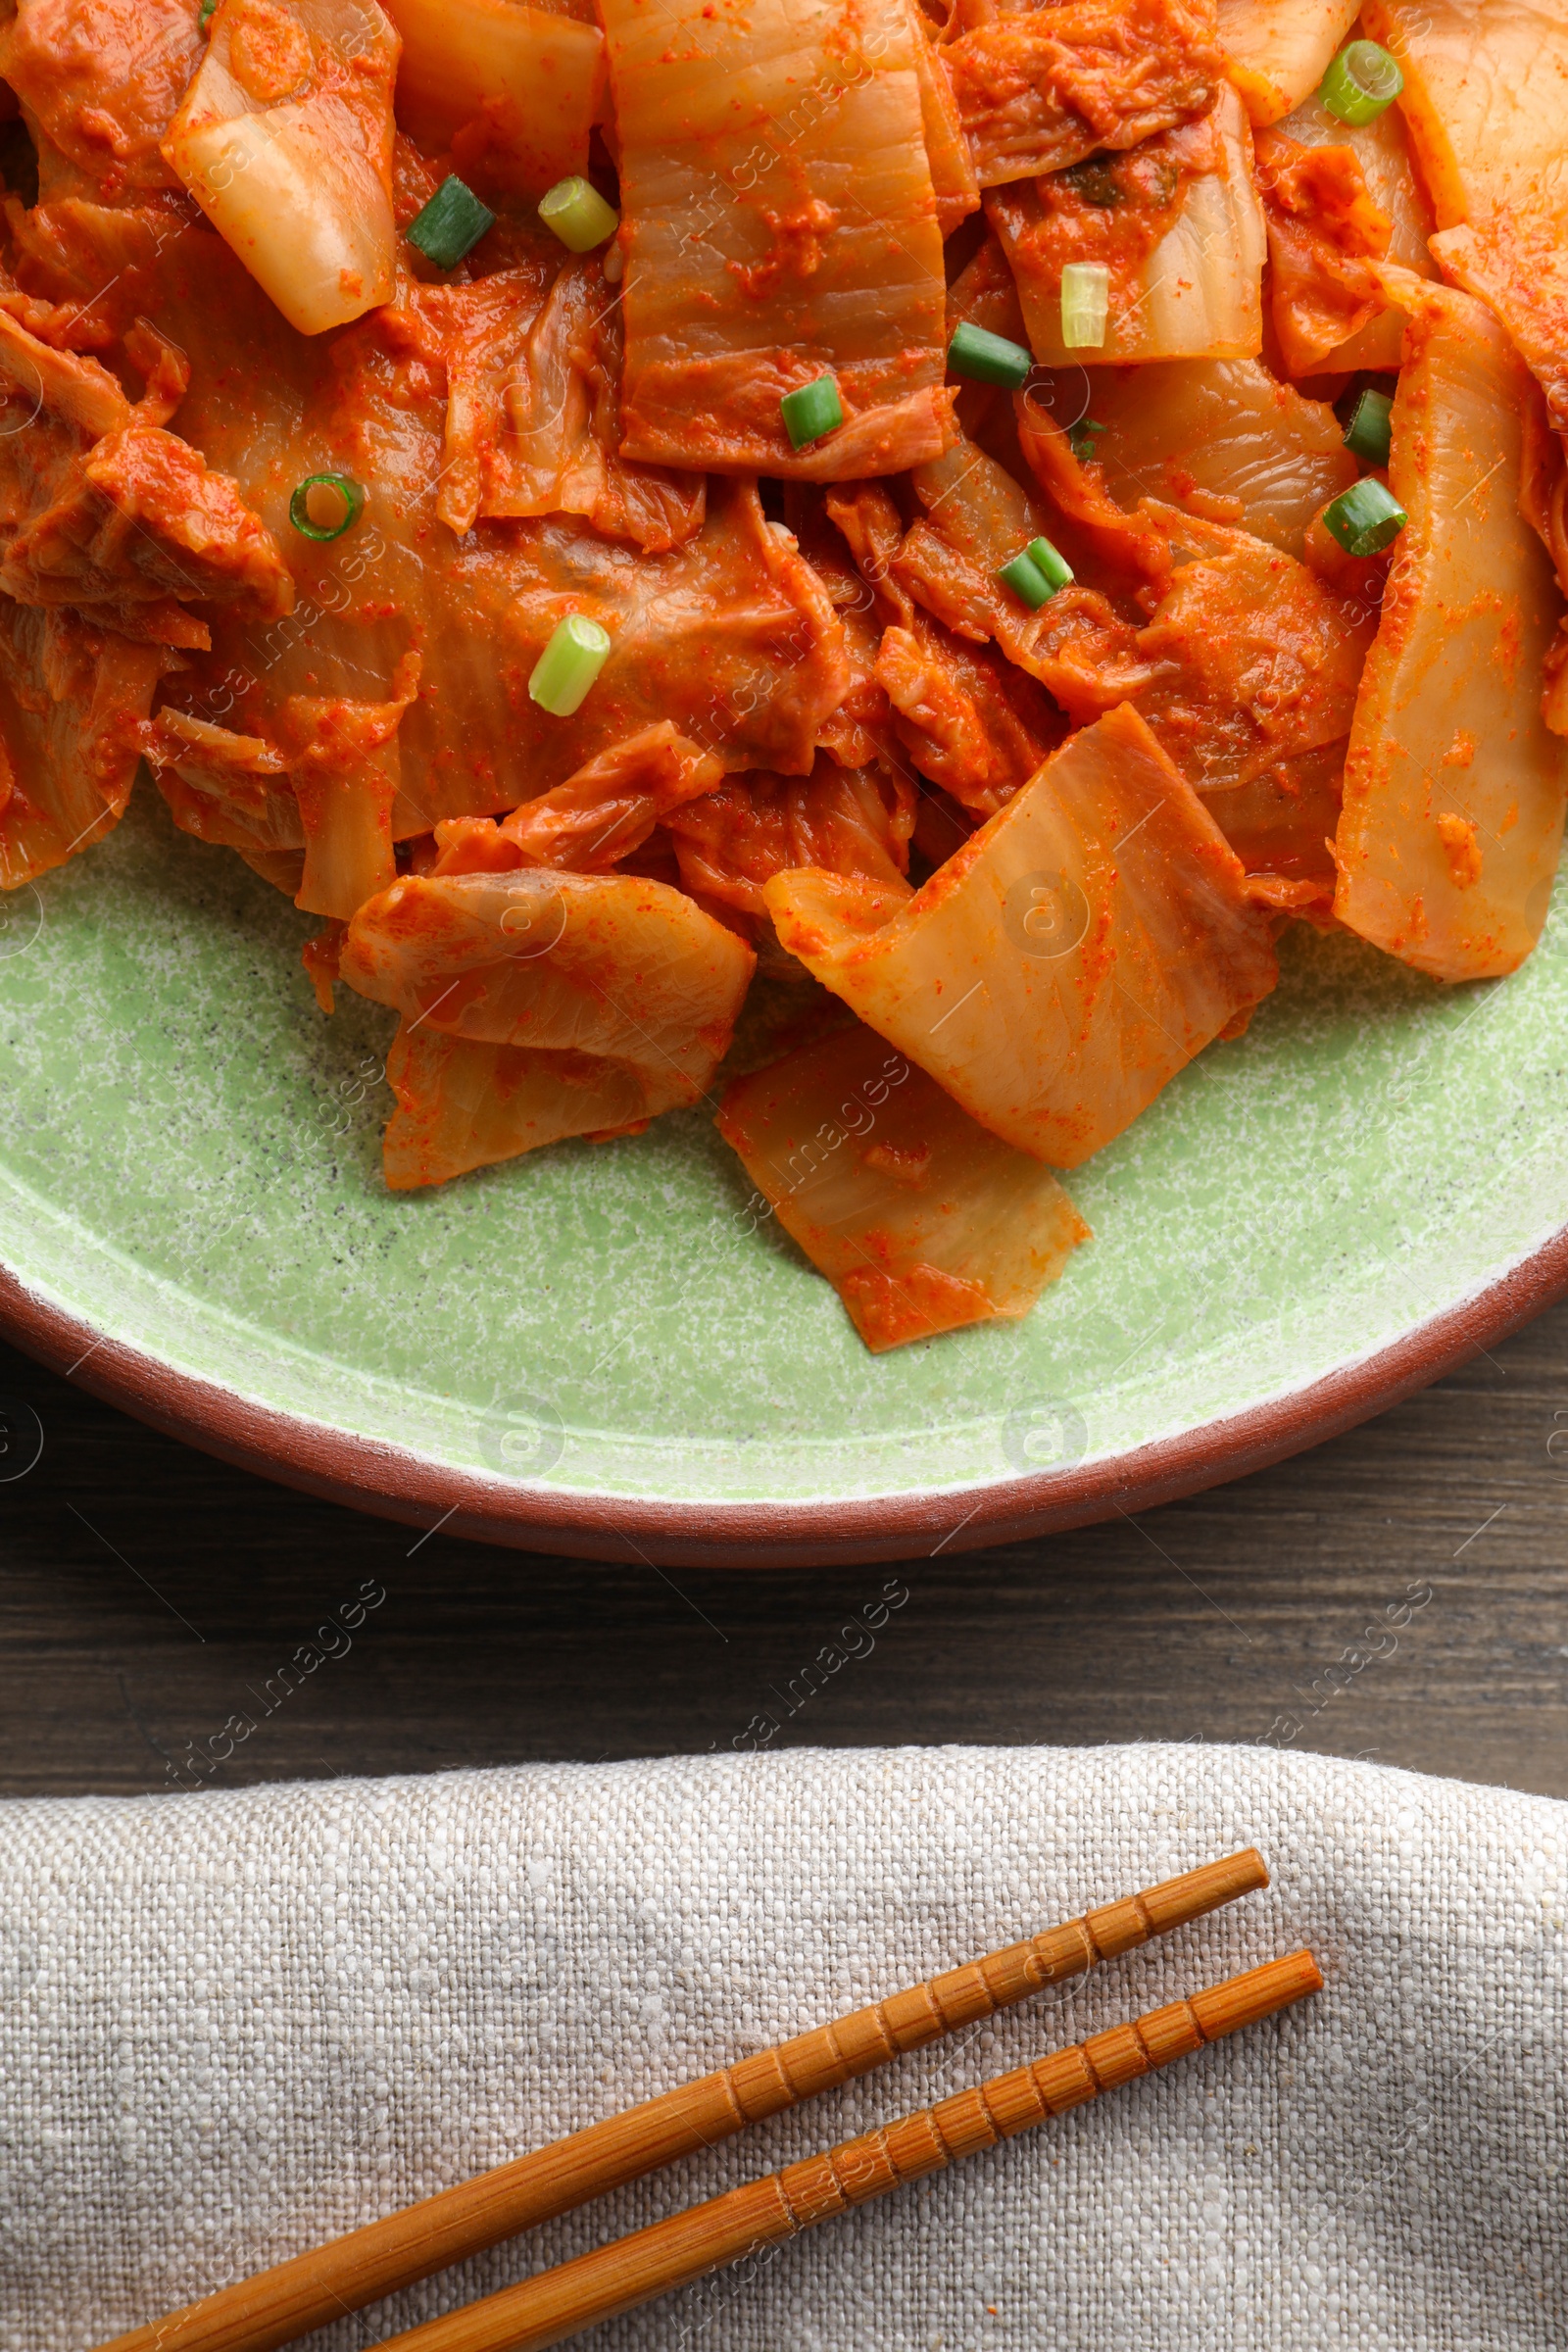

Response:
(3, 786), (1568, 1564)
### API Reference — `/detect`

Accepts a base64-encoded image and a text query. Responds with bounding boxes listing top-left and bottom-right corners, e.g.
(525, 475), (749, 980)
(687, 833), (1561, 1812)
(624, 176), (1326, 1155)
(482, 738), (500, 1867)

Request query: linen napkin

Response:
(1, 1743), (1563, 2352)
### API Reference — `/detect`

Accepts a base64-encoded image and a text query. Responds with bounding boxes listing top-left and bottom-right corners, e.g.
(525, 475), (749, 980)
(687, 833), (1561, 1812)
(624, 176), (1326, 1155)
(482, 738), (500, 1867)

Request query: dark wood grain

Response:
(2, 1306), (1566, 1801)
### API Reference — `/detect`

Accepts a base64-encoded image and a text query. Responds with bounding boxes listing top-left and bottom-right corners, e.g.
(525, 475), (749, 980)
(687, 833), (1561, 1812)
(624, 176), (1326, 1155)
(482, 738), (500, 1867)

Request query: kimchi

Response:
(1, 0), (1563, 1354)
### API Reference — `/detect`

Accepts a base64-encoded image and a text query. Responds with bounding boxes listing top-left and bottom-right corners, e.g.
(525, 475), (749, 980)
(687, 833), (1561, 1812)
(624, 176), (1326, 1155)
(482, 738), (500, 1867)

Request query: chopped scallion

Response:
(947, 320), (1032, 390)
(1319, 40), (1403, 125)
(1066, 416), (1106, 462)
(407, 175), (495, 271)
(1026, 535), (1074, 593)
(538, 175), (620, 255)
(780, 375), (843, 450)
(1343, 387), (1394, 466)
(1059, 262), (1109, 351)
(529, 614), (612, 716)
(1322, 476), (1407, 558)
(198, 0), (218, 25)
(998, 550), (1054, 609)
(288, 473), (365, 543)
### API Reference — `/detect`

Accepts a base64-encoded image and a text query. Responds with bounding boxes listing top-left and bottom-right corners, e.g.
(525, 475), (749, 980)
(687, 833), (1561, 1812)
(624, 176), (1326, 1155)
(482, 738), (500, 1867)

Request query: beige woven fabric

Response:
(1, 1744), (1563, 2351)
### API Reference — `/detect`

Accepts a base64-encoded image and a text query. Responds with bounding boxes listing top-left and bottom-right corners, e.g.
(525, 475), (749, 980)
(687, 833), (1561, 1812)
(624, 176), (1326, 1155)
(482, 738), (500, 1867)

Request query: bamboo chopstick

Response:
(373, 1949), (1323, 2352)
(94, 1848), (1266, 2352)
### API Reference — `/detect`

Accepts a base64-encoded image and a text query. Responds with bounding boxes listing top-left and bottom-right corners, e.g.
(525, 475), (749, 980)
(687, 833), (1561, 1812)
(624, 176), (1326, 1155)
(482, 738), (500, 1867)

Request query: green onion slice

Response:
(780, 375), (844, 450)
(538, 175), (620, 255)
(1322, 475), (1407, 558)
(198, 0), (218, 25)
(529, 614), (612, 716)
(1060, 262), (1109, 351)
(947, 320), (1032, 390)
(288, 473), (365, 543)
(1066, 416), (1106, 461)
(998, 550), (1054, 609)
(1342, 386), (1394, 466)
(1026, 535), (1074, 593)
(407, 175), (496, 271)
(1319, 40), (1403, 125)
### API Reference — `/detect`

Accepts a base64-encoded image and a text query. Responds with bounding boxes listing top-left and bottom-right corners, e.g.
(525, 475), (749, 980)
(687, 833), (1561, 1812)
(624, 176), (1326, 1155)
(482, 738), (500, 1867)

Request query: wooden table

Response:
(3, 1303), (1565, 1802)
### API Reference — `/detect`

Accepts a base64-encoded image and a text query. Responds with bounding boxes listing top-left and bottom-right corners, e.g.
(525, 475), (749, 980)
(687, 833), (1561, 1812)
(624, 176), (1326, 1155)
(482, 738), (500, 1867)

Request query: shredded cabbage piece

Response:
(381, 1032), (658, 1189)
(0, 0), (205, 193)
(379, 0), (603, 195)
(894, 432), (1153, 718)
(717, 1021), (1090, 1350)
(441, 258), (706, 550)
(142, 656), (422, 922)
(906, 0), (981, 236)
(4, 421), (293, 629)
(506, 731), (724, 870)
(342, 865), (755, 1182)
(1253, 126), (1394, 375)
(989, 87), (1265, 364)
(1216, 0), (1360, 124)
(340, 866), (754, 1070)
(766, 702), (1278, 1166)
(1335, 270), (1568, 978)
(1272, 86), (1437, 369)
(666, 757), (914, 920)
(1018, 358), (1357, 559)
(1132, 501), (1376, 791)
(943, 0), (1223, 188)
(875, 619), (1068, 816)
(1365, 0), (1568, 423)
(163, 0), (400, 336)
(281, 653), (422, 920)
(0, 605), (165, 889)
(600, 0), (953, 476)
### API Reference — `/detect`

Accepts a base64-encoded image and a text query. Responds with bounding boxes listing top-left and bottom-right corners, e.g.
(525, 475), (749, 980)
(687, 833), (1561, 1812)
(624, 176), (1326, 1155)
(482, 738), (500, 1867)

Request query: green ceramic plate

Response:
(3, 786), (1567, 1563)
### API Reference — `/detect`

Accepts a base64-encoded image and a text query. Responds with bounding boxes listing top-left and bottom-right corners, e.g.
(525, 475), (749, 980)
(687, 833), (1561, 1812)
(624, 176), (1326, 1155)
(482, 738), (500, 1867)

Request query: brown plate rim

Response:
(4, 1220), (1567, 1567)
